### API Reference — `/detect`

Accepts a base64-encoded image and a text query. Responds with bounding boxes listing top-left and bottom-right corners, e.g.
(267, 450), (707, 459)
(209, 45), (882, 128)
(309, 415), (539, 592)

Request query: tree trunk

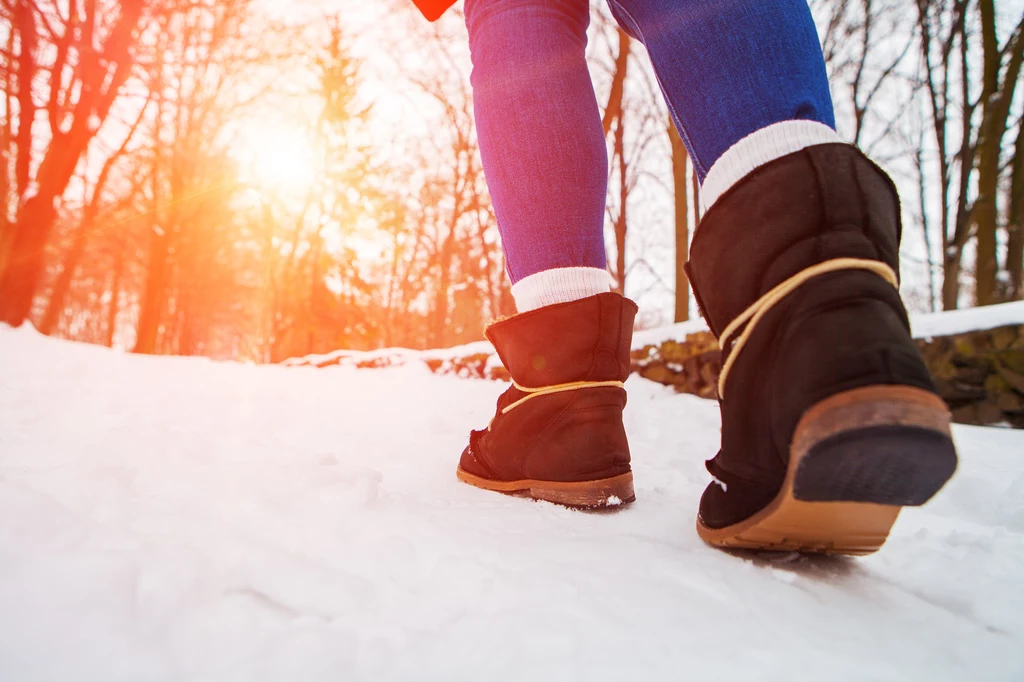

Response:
(133, 230), (170, 354)
(601, 29), (631, 137)
(670, 122), (689, 322)
(433, 228), (456, 347)
(307, 231), (323, 355)
(13, 0), (36, 203)
(1006, 121), (1024, 300)
(602, 28), (631, 295)
(942, 251), (962, 310)
(0, 196), (58, 325)
(0, 21), (15, 270)
(974, 51), (1000, 307)
(613, 114), (627, 295)
(974, 0), (1024, 304)
(943, 10), (980, 311)
(2, 0), (41, 311)
(38, 226), (90, 335)
(973, 160), (998, 306)
(691, 168), (701, 227)
(0, 223), (14, 285)
(0, 0), (144, 326)
(105, 246), (125, 348)
(38, 91), (150, 335)
(915, 145), (938, 312)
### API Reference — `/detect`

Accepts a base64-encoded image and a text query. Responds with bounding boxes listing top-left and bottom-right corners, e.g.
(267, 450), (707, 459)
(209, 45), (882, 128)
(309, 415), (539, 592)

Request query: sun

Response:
(233, 121), (319, 194)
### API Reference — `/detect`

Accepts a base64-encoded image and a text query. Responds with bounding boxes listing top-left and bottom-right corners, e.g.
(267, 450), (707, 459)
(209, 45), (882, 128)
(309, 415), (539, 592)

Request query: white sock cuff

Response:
(701, 121), (845, 212)
(511, 267), (612, 312)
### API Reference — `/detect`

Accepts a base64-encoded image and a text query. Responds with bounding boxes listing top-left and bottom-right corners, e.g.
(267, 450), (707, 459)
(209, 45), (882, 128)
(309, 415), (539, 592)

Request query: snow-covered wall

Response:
(283, 302), (1024, 427)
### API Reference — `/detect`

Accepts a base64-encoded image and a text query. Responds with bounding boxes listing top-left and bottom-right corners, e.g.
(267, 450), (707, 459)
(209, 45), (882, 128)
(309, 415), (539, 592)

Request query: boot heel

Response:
(696, 386), (957, 555)
(792, 386), (958, 505)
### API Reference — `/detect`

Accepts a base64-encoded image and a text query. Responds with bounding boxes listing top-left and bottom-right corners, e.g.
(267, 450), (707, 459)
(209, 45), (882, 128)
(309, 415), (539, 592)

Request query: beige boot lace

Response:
(716, 257), (898, 400)
(486, 379), (625, 430)
(503, 379), (626, 414)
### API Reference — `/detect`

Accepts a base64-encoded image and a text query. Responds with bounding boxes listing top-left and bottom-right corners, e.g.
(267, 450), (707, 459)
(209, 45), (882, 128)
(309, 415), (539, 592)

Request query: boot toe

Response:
(458, 437), (499, 481)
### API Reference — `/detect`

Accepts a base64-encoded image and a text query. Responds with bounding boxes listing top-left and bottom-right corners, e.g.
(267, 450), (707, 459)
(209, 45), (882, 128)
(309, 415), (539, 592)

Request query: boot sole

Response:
(456, 467), (635, 509)
(696, 385), (957, 555)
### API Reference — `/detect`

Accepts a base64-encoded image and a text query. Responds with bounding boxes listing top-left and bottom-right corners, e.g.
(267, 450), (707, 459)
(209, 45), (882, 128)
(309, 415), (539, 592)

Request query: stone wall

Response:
(284, 313), (1024, 428)
(428, 325), (1024, 428)
(627, 325), (1024, 428)
(920, 325), (1024, 427)
(630, 331), (721, 401)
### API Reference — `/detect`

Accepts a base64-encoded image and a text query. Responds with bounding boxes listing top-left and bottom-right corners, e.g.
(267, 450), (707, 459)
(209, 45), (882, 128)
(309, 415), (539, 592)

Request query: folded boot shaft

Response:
(458, 293), (638, 506)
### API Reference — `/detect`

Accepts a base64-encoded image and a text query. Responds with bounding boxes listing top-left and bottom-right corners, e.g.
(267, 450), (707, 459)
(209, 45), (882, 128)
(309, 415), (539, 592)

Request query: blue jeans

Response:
(465, 0), (835, 283)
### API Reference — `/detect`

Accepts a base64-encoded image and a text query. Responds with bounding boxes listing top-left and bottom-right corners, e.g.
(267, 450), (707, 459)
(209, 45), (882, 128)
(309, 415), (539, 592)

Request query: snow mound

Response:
(1, 326), (1022, 680)
(281, 339), (496, 369)
(910, 300), (1024, 339)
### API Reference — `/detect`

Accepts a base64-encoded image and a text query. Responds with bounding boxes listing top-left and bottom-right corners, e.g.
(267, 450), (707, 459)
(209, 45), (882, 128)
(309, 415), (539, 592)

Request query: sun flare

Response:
(234, 122), (319, 194)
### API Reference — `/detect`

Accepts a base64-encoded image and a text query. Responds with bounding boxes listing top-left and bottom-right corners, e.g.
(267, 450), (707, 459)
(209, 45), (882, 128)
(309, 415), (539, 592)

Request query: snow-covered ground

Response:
(1, 325), (1022, 681)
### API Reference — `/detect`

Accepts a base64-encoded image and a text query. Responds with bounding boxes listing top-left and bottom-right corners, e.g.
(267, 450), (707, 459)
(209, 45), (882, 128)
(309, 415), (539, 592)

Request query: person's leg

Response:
(607, 0), (957, 553)
(466, 0), (611, 312)
(606, 0), (839, 208)
(458, 0), (637, 507)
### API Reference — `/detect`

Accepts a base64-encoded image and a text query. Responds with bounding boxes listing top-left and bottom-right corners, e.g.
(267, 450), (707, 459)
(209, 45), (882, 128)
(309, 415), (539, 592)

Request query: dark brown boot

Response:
(457, 292), (638, 507)
(686, 144), (958, 555)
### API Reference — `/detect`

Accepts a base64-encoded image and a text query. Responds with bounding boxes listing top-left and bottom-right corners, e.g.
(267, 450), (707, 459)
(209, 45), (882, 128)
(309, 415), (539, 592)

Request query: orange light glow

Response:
(233, 122), (319, 194)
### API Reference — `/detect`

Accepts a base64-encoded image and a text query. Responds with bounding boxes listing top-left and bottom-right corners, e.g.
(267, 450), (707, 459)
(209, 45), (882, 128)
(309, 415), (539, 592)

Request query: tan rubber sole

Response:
(456, 467), (635, 508)
(697, 385), (954, 556)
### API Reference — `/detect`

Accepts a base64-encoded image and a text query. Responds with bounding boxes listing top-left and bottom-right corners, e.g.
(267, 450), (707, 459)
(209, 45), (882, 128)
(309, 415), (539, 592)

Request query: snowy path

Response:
(1, 327), (1022, 681)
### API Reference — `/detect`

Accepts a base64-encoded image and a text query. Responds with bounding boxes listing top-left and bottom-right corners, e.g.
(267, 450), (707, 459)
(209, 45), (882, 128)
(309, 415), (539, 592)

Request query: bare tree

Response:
(913, 0), (974, 309)
(1006, 119), (1024, 300)
(605, 28), (631, 295)
(0, 0), (148, 326)
(669, 121), (689, 322)
(913, 0), (1023, 308)
(973, 0), (1024, 305)
(132, 0), (256, 354)
(38, 96), (152, 335)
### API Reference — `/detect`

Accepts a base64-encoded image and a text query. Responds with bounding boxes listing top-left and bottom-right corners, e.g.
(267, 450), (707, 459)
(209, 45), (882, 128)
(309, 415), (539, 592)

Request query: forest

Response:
(0, 0), (1021, 361)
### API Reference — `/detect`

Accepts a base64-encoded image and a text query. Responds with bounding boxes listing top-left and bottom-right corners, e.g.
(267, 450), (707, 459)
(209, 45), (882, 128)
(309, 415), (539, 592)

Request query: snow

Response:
(1, 324), (1023, 681)
(910, 300), (1024, 339)
(282, 340), (496, 368)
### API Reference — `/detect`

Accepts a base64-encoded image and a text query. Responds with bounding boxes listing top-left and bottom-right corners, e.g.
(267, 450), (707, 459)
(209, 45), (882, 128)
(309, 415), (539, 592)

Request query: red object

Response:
(412, 0), (457, 21)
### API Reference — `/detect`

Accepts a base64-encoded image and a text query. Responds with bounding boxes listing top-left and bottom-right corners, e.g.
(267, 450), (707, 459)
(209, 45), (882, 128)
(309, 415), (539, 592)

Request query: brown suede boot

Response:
(686, 144), (957, 555)
(457, 292), (638, 507)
